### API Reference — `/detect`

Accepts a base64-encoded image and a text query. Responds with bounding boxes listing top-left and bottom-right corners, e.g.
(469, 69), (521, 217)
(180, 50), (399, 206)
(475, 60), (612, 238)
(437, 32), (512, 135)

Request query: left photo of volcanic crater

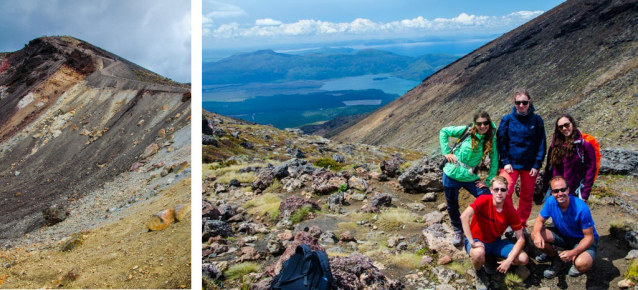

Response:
(0, 1), (191, 288)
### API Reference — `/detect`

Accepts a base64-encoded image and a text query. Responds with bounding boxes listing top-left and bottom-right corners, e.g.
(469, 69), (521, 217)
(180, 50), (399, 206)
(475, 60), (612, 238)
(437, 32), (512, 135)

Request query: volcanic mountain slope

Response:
(334, 0), (638, 153)
(0, 36), (190, 288)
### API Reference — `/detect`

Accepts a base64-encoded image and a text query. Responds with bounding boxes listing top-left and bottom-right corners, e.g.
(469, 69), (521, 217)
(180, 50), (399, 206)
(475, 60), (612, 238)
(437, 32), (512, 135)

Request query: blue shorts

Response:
(547, 227), (598, 261)
(464, 237), (514, 259)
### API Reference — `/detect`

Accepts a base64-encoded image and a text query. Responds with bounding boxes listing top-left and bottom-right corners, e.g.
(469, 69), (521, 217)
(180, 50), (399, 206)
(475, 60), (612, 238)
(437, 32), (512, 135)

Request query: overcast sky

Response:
(0, 0), (191, 83)
(204, 0), (565, 51)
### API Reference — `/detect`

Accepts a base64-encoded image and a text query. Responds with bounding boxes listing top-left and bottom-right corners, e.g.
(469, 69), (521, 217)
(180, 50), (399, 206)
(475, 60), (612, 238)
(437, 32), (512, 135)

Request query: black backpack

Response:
(270, 244), (333, 290)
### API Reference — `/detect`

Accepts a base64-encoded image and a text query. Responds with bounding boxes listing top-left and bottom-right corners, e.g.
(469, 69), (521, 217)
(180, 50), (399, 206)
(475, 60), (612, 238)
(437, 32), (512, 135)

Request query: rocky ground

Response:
(0, 123), (192, 289)
(203, 112), (638, 290)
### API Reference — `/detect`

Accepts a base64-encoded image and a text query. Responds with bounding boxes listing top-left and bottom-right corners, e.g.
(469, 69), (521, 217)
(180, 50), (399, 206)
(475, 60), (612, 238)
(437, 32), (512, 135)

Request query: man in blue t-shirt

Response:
(531, 175), (598, 278)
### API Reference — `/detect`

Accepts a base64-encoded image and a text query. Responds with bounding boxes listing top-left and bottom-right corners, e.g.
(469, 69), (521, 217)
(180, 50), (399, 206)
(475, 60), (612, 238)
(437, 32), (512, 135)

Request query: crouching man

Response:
(461, 176), (529, 290)
(531, 175), (599, 278)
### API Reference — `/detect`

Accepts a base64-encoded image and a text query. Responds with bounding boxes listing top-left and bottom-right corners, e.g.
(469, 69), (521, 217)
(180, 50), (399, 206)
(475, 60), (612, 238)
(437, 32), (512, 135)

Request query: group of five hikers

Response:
(440, 89), (598, 290)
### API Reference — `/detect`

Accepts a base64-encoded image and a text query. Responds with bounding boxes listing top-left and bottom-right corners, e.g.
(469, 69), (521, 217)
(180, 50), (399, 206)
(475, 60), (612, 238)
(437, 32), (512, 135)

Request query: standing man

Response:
(461, 176), (529, 290)
(531, 176), (598, 278)
(497, 89), (546, 228)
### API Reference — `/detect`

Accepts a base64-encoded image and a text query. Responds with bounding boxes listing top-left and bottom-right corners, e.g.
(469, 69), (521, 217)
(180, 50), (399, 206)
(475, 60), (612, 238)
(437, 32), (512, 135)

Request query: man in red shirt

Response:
(461, 176), (529, 290)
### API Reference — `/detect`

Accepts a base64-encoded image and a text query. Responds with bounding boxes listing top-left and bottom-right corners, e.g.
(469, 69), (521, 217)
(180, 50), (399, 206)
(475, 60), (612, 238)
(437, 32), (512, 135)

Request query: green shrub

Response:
(313, 157), (343, 171)
(504, 272), (524, 288)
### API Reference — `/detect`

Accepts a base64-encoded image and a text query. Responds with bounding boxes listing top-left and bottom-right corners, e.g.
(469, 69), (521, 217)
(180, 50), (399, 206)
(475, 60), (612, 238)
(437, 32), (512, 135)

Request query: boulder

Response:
(423, 211), (444, 226)
(340, 231), (356, 242)
(398, 157), (444, 192)
(147, 209), (175, 231)
(273, 158), (315, 179)
(380, 154), (404, 178)
(209, 243), (229, 254)
(626, 231), (638, 249)
(239, 141), (254, 149)
(282, 177), (305, 192)
(432, 266), (459, 284)
(202, 200), (221, 219)
(332, 154), (346, 163)
(202, 220), (232, 241)
(330, 254), (404, 290)
(407, 203), (425, 211)
(266, 231), (325, 277)
(348, 176), (368, 191)
(312, 171), (347, 194)
(202, 117), (214, 136)
(277, 196), (320, 219)
(202, 262), (222, 280)
(308, 226), (323, 238)
(599, 149), (638, 176)
(42, 204), (68, 226)
(228, 179), (241, 187)
(202, 135), (218, 146)
(252, 170), (274, 192)
(319, 231), (338, 245)
(174, 204), (190, 221)
(218, 204), (237, 221)
(421, 192), (437, 202)
(422, 223), (461, 257)
(267, 237), (284, 255)
(239, 246), (260, 261)
(327, 192), (345, 212)
(142, 143), (160, 159)
(370, 193), (392, 207)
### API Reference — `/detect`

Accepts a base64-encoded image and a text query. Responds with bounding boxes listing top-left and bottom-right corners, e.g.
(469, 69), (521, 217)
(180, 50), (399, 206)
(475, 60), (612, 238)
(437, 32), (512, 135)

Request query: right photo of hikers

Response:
(440, 89), (604, 290)
(202, 1), (638, 289)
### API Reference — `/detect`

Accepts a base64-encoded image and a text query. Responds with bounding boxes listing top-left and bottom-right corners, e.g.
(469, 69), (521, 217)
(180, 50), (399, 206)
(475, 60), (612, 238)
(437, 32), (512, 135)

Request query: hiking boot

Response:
(475, 268), (489, 290)
(453, 232), (464, 247)
(535, 252), (549, 263)
(484, 256), (497, 275)
(543, 256), (567, 279)
(568, 265), (584, 277)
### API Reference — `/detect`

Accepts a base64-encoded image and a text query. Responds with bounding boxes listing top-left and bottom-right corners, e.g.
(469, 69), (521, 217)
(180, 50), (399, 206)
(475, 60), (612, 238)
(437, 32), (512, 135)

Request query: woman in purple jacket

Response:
(541, 114), (596, 201)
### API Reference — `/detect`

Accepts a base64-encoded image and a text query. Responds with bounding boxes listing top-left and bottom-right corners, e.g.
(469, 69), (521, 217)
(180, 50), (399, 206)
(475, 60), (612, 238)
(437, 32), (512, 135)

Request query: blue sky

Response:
(203, 0), (565, 51)
(0, 0), (191, 83)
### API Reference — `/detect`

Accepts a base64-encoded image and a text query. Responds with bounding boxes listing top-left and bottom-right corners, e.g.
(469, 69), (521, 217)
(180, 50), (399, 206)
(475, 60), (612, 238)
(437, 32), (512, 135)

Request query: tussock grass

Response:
(504, 272), (524, 288)
(289, 205), (313, 223)
(337, 222), (358, 231)
(264, 179), (282, 193)
(388, 252), (421, 270)
(244, 193), (281, 221)
(224, 262), (260, 280)
(377, 208), (420, 231)
(627, 259), (638, 282)
(446, 260), (471, 274)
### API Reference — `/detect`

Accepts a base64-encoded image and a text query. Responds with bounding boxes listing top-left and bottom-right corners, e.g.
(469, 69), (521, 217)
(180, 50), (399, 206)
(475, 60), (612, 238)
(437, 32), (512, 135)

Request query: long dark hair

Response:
(469, 109), (494, 158)
(549, 114), (579, 167)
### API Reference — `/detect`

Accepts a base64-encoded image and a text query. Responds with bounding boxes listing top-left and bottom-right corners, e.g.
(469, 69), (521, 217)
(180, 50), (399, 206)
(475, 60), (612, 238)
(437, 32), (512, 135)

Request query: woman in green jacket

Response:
(440, 109), (499, 247)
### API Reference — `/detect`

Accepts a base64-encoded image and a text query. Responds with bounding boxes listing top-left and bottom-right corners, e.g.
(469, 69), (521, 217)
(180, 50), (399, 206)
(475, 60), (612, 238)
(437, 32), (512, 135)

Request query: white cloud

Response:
(255, 18), (282, 26)
(208, 10), (544, 39)
(204, 1), (247, 19)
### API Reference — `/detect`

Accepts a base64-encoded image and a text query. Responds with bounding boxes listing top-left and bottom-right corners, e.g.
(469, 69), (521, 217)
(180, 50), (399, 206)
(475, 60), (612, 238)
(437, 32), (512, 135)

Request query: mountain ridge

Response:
(333, 0), (638, 153)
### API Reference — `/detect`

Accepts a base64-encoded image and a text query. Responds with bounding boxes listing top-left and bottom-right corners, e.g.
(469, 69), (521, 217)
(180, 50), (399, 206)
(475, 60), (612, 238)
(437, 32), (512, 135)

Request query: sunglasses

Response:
(551, 187), (568, 194)
(475, 121), (490, 127)
(515, 101), (529, 106)
(492, 187), (507, 192)
(558, 122), (571, 130)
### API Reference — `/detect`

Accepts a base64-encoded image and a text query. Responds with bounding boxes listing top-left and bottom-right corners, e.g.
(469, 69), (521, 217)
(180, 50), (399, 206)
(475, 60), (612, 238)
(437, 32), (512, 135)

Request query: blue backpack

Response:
(270, 244), (333, 290)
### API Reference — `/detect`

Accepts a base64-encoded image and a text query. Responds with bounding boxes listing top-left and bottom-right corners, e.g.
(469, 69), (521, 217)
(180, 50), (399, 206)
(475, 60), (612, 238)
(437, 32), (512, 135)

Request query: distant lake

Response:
(321, 74), (419, 96)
